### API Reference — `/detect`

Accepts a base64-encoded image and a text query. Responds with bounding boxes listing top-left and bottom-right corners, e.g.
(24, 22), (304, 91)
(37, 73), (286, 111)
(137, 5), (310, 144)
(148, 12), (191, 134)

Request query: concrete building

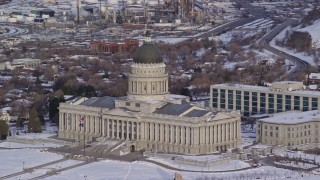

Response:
(256, 110), (320, 147)
(59, 33), (241, 154)
(11, 58), (41, 69)
(210, 81), (320, 116)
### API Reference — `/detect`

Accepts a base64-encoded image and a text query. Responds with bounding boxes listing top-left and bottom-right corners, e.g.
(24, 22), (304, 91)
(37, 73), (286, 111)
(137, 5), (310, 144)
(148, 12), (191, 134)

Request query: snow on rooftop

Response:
(259, 110), (320, 124)
(212, 83), (320, 96)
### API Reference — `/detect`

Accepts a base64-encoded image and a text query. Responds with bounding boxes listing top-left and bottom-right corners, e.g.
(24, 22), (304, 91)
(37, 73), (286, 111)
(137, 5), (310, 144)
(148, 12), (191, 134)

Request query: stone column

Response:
(76, 114), (80, 132)
(217, 124), (221, 143)
(237, 120), (241, 139)
(180, 126), (184, 145)
(230, 122), (233, 140)
(155, 123), (159, 142)
(160, 124), (164, 142)
(111, 120), (115, 138)
(121, 120), (124, 139)
(308, 97), (312, 111)
(95, 117), (99, 135)
(116, 120), (120, 139)
(206, 126), (209, 145)
(141, 122), (145, 140)
(59, 113), (62, 130)
(165, 124), (169, 143)
(89, 116), (93, 134)
(186, 127), (190, 145)
(150, 123), (154, 141)
(126, 121), (130, 140)
(175, 125), (179, 144)
(137, 122), (140, 140)
(170, 125), (174, 143)
(131, 122), (135, 140)
(106, 119), (110, 138)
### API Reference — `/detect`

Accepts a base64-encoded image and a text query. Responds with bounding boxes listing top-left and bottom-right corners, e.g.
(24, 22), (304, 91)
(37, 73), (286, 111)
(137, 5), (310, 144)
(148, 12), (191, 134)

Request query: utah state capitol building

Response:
(58, 33), (241, 155)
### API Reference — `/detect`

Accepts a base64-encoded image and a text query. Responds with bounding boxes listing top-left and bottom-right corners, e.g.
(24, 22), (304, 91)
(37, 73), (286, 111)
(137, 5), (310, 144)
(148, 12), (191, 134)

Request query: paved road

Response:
(235, 0), (309, 80)
(259, 19), (309, 80)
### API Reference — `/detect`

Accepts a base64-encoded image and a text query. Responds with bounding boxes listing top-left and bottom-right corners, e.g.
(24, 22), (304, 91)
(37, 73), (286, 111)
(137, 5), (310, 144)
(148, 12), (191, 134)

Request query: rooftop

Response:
(258, 110), (320, 124)
(212, 82), (320, 96)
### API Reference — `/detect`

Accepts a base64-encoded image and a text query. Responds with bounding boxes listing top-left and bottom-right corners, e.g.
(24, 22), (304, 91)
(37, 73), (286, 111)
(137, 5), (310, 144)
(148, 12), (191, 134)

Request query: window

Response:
(126, 102), (130, 106)
(288, 128), (290, 131)
(135, 103), (140, 107)
(276, 127), (278, 130)
(265, 126), (267, 129)
(270, 132), (273, 137)
(288, 133), (290, 138)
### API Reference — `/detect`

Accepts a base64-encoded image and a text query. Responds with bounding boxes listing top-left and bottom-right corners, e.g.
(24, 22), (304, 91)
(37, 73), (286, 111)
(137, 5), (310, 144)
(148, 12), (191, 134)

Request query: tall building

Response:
(58, 33), (241, 154)
(210, 81), (320, 116)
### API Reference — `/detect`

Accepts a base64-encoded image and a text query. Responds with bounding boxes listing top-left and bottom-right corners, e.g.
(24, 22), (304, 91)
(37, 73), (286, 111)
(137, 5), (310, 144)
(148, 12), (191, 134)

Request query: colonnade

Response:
(59, 112), (240, 152)
(128, 80), (168, 95)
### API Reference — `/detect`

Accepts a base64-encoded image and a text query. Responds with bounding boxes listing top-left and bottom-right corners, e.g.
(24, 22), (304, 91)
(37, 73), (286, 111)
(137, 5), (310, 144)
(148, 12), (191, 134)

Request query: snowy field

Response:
(45, 160), (320, 180)
(0, 141), (62, 148)
(148, 156), (250, 171)
(0, 149), (63, 177)
(298, 20), (320, 49)
(1, 142), (320, 179)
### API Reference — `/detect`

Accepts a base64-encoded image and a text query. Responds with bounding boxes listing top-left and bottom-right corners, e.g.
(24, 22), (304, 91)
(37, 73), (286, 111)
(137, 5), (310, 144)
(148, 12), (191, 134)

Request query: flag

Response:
(79, 115), (85, 127)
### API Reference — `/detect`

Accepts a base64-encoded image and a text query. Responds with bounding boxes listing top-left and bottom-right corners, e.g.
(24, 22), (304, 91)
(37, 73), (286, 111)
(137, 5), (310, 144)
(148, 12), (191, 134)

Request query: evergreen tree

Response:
(0, 121), (9, 140)
(28, 107), (42, 133)
(16, 113), (24, 128)
(49, 97), (65, 124)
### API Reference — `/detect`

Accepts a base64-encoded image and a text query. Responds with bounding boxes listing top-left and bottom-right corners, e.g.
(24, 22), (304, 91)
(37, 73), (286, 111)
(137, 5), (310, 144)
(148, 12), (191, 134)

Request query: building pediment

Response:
(105, 108), (136, 117)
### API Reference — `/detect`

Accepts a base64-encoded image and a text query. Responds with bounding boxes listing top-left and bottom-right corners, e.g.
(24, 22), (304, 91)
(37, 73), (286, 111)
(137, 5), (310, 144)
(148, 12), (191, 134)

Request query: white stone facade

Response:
(58, 102), (241, 154)
(256, 111), (320, 147)
(58, 38), (241, 154)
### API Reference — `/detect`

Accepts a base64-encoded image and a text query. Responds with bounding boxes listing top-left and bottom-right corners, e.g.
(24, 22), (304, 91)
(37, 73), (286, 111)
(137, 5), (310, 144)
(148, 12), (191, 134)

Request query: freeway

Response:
(0, 24), (29, 40)
(259, 19), (309, 80)
(235, 0), (309, 80)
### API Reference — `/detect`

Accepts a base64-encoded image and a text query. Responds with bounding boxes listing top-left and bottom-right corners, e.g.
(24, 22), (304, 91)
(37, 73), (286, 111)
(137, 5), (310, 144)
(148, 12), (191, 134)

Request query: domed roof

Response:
(132, 42), (163, 64)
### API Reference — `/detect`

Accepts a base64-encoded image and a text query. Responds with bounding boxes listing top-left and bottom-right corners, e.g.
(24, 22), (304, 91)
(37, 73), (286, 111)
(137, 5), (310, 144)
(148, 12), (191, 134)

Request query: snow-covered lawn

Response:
(7, 160), (84, 180)
(0, 149), (63, 177)
(0, 141), (62, 148)
(149, 156), (250, 171)
(46, 160), (175, 180)
(275, 161), (317, 170)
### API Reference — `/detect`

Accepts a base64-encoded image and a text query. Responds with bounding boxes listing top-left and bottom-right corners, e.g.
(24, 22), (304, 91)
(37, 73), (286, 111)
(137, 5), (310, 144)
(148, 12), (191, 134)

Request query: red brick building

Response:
(90, 39), (139, 54)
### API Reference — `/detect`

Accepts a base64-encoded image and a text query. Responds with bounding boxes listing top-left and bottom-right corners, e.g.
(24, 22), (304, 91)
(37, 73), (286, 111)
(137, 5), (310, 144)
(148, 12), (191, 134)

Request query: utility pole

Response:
(77, 0), (80, 24)
(144, 0), (147, 24)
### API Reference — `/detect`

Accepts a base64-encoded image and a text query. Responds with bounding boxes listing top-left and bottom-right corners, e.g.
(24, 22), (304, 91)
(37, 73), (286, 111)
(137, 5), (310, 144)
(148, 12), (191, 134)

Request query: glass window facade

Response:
(268, 94), (274, 114)
(277, 94), (283, 113)
(220, 89), (225, 109)
(228, 90), (234, 110)
(294, 96), (300, 110)
(236, 90), (241, 110)
(244, 91), (250, 116)
(285, 95), (291, 111)
(312, 98), (318, 110)
(252, 92), (257, 115)
(303, 97), (309, 111)
(212, 88), (218, 108)
(260, 93), (266, 114)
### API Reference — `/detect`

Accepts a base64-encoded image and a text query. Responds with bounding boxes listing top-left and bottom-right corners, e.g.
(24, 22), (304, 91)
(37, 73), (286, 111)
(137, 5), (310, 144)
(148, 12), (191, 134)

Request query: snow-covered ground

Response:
(298, 20), (320, 49)
(0, 141), (62, 148)
(0, 149), (63, 177)
(271, 27), (317, 66)
(149, 156), (250, 171)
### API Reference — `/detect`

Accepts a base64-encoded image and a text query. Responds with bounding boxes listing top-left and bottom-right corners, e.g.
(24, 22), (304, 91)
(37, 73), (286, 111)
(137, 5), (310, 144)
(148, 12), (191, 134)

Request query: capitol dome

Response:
(132, 31), (163, 64)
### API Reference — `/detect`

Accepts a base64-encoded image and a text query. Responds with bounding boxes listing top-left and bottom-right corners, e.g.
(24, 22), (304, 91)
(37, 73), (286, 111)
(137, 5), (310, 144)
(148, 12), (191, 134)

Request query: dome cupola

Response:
(132, 31), (163, 64)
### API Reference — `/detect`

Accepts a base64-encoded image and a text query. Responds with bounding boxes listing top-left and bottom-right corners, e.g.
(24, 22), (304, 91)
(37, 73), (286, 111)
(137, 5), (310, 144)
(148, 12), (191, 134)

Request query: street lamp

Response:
(7, 131), (10, 149)
(22, 161), (25, 170)
(84, 175), (87, 180)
